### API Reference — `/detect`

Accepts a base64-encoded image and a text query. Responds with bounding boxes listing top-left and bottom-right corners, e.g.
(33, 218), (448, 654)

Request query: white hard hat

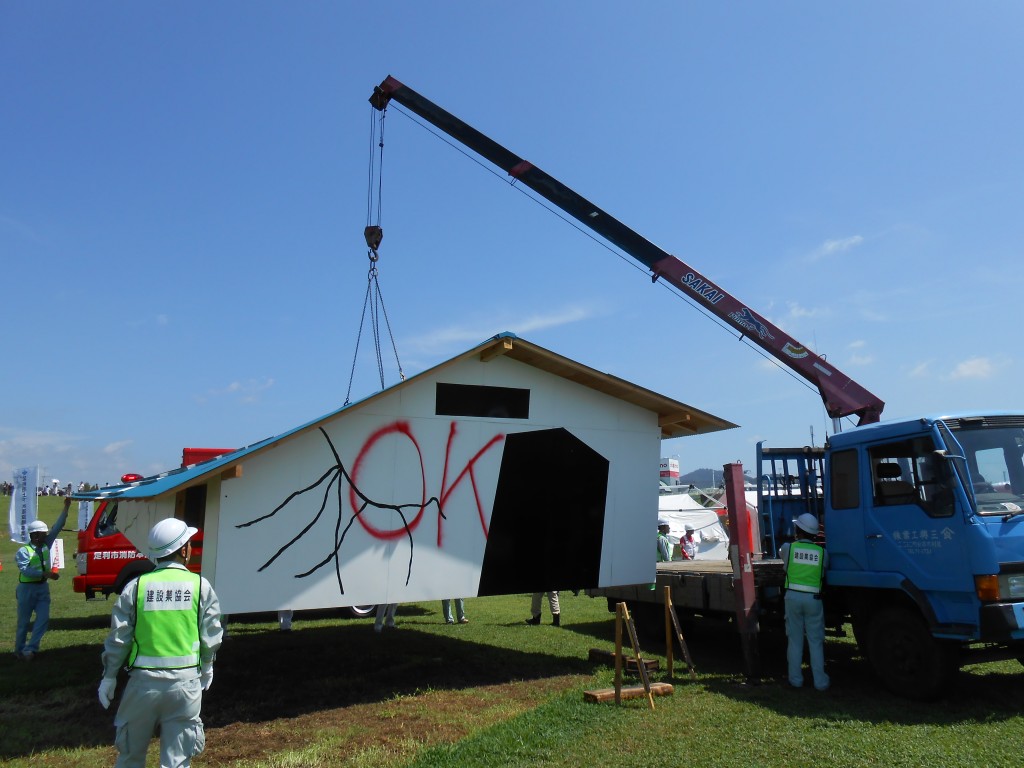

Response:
(795, 513), (819, 536)
(684, 525), (695, 533)
(658, 518), (670, 528)
(28, 520), (49, 534)
(147, 518), (198, 558)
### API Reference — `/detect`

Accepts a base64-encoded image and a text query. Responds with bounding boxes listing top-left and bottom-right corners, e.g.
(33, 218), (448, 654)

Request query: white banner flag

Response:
(8, 466), (39, 544)
(78, 500), (93, 531)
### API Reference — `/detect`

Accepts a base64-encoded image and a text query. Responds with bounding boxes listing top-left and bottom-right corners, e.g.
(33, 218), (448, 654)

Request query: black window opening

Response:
(435, 383), (530, 419)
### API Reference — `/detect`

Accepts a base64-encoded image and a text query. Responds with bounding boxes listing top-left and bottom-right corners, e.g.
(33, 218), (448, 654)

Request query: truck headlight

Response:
(976, 573), (1024, 601)
(1004, 574), (1024, 599)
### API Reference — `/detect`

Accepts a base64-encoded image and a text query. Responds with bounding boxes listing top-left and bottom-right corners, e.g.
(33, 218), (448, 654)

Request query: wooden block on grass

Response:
(588, 648), (660, 672)
(583, 683), (674, 703)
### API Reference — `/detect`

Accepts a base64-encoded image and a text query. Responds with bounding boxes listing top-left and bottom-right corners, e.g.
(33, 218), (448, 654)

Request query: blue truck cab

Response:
(760, 413), (1024, 698)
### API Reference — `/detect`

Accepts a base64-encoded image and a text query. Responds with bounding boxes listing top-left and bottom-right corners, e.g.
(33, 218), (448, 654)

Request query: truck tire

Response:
(346, 605), (377, 618)
(111, 560), (155, 595)
(865, 608), (959, 700)
(851, 619), (869, 657)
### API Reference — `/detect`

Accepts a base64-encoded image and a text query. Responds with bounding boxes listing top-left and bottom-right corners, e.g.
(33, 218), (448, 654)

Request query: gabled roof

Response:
(74, 333), (735, 503)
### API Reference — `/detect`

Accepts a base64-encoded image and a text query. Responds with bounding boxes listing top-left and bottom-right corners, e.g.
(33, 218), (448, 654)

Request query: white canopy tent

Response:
(657, 493), (729, 561)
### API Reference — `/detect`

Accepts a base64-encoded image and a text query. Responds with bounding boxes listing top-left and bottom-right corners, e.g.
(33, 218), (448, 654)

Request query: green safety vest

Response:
(657, 533), (671, 563)
(129, 568), (202, 670)
(18, 545), (49, 583)
(784, 540), (825, 594)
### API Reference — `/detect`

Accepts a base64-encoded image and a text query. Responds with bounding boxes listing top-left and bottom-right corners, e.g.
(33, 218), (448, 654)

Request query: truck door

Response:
(824, 448), (870, 572)
(862, 437), (972, 618)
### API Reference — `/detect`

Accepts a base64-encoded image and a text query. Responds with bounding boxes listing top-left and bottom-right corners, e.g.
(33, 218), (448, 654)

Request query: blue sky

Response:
(3, 3), (1023, 487)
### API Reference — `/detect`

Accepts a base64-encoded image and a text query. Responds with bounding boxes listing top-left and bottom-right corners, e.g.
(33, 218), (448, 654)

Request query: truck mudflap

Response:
(979, 602), (1024, 642)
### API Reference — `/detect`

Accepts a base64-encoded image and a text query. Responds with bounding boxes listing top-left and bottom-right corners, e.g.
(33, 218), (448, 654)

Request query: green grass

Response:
(3, 496), (1024, 767)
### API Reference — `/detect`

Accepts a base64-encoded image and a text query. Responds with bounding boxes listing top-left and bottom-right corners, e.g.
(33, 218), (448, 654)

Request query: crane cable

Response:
(344, 105), (405, 407)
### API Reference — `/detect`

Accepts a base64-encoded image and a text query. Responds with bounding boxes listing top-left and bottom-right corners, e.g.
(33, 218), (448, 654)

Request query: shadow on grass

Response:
(48, 613), (112, 631)
(0, 621), (605, 760)
(5, 602), (1022, 761)
(207, 622), (601, 725)
(681, 618), (1024, 726)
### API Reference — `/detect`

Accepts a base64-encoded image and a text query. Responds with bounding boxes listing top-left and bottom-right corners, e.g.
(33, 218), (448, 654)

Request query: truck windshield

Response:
(945, 418), (1024, 516)
(95, 502), (121, 537)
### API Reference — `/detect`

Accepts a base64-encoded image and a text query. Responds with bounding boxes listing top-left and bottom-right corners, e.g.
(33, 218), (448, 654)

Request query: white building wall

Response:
(194, 354), (662, 613)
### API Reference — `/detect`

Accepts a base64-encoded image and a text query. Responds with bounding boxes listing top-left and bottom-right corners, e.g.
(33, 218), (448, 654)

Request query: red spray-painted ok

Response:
(348, 421), (504, 546)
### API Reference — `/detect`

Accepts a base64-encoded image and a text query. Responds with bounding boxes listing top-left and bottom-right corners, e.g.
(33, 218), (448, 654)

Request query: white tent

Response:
(657, 494), (729, 561)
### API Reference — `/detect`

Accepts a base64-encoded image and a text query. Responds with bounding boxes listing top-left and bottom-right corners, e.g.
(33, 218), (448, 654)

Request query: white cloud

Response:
(947, 357), (996, 380)
(847, 341), (872, 365)
(404, 304), (597, 355)
(0, 213), (45, 244)
(786, 302), (821, 320)
(0, 427), (79, 482)
(808, 234), (864, 262)
(859, 307), (889, 323)
(103, 440), (133, 454)
(196, 377), (276, 405)
(908, 361), (931, 378)
(126, 313), (174, 329)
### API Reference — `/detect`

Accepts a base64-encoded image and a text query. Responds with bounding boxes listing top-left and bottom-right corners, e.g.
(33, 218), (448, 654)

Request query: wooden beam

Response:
(480, 338), (513, 362)
(658, 411), (692, 428)
(221, 464), (242, 481)
(583, 683), (674, 703)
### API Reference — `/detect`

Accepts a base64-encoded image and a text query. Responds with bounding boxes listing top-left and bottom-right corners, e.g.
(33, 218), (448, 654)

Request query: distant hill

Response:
(673, 468), (756, 489)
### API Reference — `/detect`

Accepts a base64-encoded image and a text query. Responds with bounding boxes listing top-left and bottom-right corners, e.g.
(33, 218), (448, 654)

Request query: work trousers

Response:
(374, 603), (397, 631)
(531, 591), (560, 617)
(784, 590), (830, 690)
(441, 599), (466, 623)
(14, 582), (51, 655)
(114, 676), (205, 768)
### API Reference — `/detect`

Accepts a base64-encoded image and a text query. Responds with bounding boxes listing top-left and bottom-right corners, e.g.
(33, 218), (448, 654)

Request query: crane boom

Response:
(370, 75), (884, 425)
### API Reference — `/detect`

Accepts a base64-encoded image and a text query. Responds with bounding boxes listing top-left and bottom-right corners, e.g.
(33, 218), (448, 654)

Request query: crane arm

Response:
(370, 75), (884, 425)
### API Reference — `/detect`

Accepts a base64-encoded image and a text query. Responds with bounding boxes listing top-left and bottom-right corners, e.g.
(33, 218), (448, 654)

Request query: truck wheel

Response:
(851, 619), (869, 657)
(112, 561), (155, 595)
(346, 605), (377, 618)
(865, 608), (959, 700)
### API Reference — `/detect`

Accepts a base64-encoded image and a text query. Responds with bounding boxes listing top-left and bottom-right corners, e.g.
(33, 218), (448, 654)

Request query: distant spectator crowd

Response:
(0, 480), (101, 496)
(38, 483), (75, 497)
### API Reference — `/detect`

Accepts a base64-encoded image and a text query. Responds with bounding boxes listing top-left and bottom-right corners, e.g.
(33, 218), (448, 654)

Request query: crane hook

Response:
(364, 225), (383, 260)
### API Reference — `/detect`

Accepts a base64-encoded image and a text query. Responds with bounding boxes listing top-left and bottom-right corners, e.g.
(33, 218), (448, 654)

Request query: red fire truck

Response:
(72, 448), (232, 599)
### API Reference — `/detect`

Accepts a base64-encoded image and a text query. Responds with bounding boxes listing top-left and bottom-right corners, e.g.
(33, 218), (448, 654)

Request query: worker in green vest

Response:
(656, 519), (673, 562)
(779, 513), (830, 691)
(98, 518), (223, 768)
(14, 497), (70, 660)
(646, 519), (675, 592)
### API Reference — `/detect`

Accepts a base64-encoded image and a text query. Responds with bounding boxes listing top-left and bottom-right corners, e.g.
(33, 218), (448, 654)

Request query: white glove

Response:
(200, 664), (214, 691)
(97, 678), (117, 709)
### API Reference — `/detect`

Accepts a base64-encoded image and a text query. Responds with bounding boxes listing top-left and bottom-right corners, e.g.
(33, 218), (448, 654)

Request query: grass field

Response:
(3, 496), (1024, 767)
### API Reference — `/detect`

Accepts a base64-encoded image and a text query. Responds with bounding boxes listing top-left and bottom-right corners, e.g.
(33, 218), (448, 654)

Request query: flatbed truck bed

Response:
(589, 558), (786, 616)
